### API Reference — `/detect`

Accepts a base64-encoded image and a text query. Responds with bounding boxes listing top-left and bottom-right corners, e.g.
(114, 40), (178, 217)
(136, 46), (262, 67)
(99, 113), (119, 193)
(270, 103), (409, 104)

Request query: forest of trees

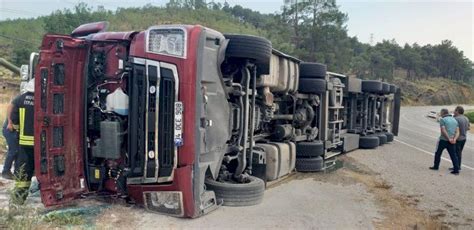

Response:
(0, 0), (472, 84)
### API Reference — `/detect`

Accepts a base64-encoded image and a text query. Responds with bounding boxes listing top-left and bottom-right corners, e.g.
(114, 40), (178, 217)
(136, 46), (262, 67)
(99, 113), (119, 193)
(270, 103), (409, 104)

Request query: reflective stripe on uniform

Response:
(19, 108), (25, 137)
(19, 107), (34, 146)
(15, 181), (31, 188)
(19, 140), (34, 146)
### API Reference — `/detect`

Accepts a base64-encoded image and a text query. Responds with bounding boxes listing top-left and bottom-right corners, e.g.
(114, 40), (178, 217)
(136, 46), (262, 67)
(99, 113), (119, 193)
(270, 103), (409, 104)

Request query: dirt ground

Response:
(338, 157), (445, 229)
(0, 154), (457, 229)
(83, 155), (447, 229)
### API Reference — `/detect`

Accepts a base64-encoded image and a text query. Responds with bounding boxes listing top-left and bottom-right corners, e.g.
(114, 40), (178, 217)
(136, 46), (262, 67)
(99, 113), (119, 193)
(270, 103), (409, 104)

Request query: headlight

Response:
(20, 65), (29, 81)
(147, 28), (186, 58)
(143, 191), (184, 216)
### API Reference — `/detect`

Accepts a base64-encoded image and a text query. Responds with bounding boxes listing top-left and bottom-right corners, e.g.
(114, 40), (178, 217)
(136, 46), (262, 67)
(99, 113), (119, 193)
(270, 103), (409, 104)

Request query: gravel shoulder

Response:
(87, 153), (451, 229)
(101, 167), (382, 229)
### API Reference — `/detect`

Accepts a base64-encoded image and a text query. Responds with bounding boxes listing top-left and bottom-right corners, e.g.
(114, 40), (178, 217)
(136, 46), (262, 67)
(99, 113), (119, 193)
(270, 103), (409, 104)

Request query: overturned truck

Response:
(32, 22), (400, 218)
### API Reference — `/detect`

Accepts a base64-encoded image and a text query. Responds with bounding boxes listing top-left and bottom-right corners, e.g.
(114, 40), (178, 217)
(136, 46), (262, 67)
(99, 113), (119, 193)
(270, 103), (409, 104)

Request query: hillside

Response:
(0, 2), (472, 106)
(394, 77), (474, 106)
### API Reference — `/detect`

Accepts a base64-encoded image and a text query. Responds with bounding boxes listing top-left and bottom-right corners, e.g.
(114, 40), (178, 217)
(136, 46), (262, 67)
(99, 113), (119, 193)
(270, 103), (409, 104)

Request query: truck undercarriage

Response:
(33, 22), (400, 218)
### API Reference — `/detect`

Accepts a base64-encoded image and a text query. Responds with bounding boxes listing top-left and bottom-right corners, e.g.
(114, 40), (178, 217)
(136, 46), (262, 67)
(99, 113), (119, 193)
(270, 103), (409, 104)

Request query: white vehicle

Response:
(427, 111), (437, 119)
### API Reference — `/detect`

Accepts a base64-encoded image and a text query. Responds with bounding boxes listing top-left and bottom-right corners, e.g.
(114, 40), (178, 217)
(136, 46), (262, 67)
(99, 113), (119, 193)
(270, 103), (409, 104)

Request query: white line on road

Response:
(399, 126), (474, 151)
(395, 139), (474, 171)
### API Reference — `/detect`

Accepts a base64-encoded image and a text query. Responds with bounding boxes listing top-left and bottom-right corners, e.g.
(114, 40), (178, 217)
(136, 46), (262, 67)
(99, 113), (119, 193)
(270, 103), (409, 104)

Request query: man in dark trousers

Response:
(11, 80), (35, 204)
(430, 108), (460, 174)
(452, 106), (470, 171)
(2, 115), (19, 179)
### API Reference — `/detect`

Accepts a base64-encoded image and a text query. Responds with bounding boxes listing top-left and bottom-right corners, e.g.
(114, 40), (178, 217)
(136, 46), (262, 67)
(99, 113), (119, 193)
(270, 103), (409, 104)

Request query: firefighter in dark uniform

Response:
(11, 80), (35, 205)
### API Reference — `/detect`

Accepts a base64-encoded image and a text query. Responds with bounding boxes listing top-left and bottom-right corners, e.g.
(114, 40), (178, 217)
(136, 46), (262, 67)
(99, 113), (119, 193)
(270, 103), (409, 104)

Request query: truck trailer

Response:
(31, 22), (400, 218)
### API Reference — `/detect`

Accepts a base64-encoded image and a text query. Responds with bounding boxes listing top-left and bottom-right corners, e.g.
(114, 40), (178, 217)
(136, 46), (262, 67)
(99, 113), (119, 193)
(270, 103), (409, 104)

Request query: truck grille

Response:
(158, 69), (175, 178)
(129, 64), (147, 177)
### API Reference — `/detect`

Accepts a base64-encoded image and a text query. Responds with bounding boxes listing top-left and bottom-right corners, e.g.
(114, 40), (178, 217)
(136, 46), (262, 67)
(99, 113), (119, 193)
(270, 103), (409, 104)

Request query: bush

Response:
(465, 111), (474, 123)
(465, 112), (474, 123)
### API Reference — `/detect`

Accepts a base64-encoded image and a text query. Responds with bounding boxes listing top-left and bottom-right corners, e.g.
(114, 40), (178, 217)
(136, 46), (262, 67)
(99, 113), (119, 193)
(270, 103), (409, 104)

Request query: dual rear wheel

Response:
(359, 132), (394, 149)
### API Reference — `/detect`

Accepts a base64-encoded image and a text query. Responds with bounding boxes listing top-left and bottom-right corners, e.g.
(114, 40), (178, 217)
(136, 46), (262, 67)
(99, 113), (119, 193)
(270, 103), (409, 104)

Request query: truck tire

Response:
(299, 62), (327, 79)
(389, 84), (397, 94)
(295, 156), (324, 172)
(205, 176), (265, 207)
(382, 83), (390, 94)
(224, 34), (272, 74)
(296, 141), (324, 157)
(362, 80), (383, 93)
(298, 78), (326, 94)
(385, 132), (394, 142)
(359, 135), (379, 149)
(375, 133), (387, 145)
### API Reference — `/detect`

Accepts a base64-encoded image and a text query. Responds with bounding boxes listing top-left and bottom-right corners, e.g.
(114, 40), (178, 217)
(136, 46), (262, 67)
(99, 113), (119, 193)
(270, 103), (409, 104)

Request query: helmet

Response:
(25, 79), (35, 93)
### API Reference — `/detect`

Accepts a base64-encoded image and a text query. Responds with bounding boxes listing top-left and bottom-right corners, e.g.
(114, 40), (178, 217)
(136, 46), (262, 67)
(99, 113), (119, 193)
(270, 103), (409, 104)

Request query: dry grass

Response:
(392, 72), (474, 106)
(337, 156), (448, 229)
(373, 181), (393, 190)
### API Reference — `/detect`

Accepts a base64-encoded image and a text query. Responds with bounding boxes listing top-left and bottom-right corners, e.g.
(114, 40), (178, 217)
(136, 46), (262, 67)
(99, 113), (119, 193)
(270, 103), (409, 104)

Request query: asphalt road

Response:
(397, 105), (474, 170)
(349, 105), (474, 228)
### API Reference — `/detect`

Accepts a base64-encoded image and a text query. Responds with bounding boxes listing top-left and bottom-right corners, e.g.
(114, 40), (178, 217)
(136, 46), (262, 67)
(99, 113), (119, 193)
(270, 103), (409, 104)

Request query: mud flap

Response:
(392, 88), (401, 136)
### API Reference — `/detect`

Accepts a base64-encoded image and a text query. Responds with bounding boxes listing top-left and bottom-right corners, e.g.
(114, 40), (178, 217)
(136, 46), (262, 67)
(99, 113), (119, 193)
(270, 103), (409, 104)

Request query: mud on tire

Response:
(205, 176), (265, 207)
(224, 34), (272, 74)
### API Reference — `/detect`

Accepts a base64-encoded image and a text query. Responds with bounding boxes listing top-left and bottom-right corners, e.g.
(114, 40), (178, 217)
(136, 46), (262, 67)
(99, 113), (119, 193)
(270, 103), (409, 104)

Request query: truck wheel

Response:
(224, 34), (272, 74)
(205, 176), (265, 207)
(389, 84), (397, 94)
(359, 135), (379, 149)
(299, 62), (327, 79)
(298, 78), (326, 94)
(375, 133), (387, 145)
(382, 83), (390, 94)
(295, 156), (324, 172)
(296, 141), (324, 157)
(385, 132), (394, 142)
(362, 80), (383, 93)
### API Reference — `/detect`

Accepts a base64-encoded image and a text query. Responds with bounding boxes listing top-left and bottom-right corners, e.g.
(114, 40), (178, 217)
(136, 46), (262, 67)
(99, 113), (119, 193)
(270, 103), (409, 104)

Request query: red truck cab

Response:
(34, 23), (225, 217)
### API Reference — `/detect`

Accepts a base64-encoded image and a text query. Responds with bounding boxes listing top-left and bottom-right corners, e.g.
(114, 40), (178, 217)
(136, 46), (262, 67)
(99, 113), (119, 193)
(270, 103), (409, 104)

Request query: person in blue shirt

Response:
(429, 108), (460, 174)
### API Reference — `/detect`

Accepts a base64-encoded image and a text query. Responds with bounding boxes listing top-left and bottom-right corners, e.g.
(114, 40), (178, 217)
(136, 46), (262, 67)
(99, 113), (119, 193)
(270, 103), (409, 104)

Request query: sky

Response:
(0, 0), (472, 61)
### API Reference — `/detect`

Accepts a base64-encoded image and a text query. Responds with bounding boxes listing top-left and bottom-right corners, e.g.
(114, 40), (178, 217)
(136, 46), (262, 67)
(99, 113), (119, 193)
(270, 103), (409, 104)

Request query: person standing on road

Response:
(1, 97), (20, 179)
(429, 108), (460, 174)
(453, 106), (470, 171)
(10, 80), (35, 204)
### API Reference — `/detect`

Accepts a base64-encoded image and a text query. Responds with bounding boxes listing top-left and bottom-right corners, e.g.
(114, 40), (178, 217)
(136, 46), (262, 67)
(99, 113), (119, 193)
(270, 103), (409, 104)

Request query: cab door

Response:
(34, 35), (89, 206)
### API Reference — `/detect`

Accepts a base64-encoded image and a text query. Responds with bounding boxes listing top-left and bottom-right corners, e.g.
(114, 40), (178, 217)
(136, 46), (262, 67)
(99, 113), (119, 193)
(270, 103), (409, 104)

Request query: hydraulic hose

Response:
(247, 65), (257, 173)
(235, 66), (251, 177)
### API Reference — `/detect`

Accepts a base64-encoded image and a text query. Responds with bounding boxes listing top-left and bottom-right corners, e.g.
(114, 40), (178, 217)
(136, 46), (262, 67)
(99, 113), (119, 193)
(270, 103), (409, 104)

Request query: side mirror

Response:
(20, 65), (29, 81)
(29, 52), (39, 80)
(71, 21), (109, 37)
